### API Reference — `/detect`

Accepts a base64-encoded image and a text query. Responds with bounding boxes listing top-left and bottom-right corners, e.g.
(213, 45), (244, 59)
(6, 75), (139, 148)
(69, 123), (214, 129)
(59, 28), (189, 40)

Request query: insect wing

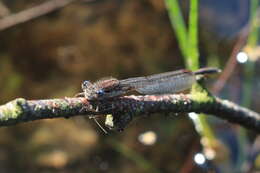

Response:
(120, 70), (196, 95)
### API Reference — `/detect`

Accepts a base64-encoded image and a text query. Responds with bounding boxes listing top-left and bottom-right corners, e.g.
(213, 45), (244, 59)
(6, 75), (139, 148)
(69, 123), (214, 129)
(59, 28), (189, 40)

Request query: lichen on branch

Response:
(0, 92), (259, 132)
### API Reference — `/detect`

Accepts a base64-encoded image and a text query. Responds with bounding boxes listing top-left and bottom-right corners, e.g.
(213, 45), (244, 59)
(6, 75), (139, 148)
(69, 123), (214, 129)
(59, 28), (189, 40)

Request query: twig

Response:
(0, 0), (77, 31)
(212, 24), (249, 93)
(0, 94), (259, 132)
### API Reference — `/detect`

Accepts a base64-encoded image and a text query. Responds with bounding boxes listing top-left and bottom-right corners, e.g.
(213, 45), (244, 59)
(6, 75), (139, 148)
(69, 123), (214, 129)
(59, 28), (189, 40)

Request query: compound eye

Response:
(81, 80), (92, 89)
(96, 89), (105, 96)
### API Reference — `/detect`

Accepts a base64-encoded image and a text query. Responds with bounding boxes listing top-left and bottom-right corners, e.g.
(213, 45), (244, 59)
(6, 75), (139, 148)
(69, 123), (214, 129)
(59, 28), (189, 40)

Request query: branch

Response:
(0, 0), (78, 31)
(0, 94), (259, 132)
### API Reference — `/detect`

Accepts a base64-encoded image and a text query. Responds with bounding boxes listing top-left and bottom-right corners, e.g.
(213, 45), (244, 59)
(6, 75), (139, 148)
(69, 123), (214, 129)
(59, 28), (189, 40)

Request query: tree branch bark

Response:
(0, 94), (259, 132)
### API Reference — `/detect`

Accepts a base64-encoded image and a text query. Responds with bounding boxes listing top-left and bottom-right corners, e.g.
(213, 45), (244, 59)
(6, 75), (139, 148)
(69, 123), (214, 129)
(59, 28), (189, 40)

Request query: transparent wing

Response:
(119, 70), (196, 95)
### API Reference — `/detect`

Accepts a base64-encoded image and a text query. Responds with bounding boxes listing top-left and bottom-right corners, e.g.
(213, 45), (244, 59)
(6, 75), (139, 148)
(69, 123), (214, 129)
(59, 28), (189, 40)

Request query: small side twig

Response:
(0, 94), (259, 132)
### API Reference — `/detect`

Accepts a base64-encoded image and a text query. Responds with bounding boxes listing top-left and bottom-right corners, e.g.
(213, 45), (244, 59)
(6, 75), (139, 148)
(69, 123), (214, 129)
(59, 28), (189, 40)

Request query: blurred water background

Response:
(0, 0), (259, 172)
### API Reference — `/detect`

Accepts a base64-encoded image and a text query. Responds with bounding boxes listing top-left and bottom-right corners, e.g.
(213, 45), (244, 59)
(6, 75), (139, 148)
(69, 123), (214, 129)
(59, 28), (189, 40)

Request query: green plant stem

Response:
(187, 0), (199, 70)
(165, 0), (188, 58)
